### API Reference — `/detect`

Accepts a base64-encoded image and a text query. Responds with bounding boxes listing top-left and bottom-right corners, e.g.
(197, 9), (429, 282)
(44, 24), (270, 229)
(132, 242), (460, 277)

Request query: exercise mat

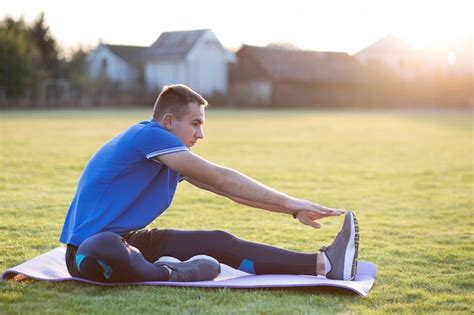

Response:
(2, 247), (377, 296)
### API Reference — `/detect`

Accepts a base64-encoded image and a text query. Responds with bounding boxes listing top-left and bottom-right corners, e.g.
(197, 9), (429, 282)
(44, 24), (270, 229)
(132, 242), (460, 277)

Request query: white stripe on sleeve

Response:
(146, 146), (188, 159)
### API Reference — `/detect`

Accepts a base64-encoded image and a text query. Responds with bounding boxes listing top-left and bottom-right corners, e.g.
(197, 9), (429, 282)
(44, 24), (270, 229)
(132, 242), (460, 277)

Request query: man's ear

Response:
(161, 113), (174, 130)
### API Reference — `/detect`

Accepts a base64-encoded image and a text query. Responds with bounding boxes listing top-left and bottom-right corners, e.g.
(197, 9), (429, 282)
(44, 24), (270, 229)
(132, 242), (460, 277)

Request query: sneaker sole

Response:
(343, 212), (359, 280)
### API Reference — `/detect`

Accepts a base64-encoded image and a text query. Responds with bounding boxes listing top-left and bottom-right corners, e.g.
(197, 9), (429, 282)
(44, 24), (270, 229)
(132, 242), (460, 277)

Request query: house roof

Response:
(354, 35), (416, 57)
(104, 44), (146, 64)
(144, 29), (209, 61)
(237, 45), (365, 83)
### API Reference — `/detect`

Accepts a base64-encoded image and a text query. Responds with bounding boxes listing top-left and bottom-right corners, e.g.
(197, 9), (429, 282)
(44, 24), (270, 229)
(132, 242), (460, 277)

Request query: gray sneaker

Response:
(154, 255), (221, 282)
(320, 211), (359, 281)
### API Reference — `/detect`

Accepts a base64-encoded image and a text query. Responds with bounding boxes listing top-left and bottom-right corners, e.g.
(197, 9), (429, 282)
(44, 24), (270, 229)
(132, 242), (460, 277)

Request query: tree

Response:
(0, 13), (65, 102)
(62, 47), (90, 98)
(29, 12), (60, 78)
(2, 17), (27, 36)
(0, 22), (35, 98)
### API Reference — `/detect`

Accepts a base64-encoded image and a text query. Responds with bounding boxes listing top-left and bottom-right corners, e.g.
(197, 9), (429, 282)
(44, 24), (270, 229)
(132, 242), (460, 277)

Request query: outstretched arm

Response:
(185, 177), (289, 212)
(156, 151), (344, 228)
(185, 177), (342, 228)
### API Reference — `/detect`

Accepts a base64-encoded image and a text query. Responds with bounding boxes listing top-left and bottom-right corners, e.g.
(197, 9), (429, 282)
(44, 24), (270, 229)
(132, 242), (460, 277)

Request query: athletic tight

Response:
(66, 229), (318, 283)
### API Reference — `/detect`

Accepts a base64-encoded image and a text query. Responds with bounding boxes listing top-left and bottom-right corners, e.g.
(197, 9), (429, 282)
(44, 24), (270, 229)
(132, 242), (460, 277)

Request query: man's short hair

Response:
(152, 84), (208, 120)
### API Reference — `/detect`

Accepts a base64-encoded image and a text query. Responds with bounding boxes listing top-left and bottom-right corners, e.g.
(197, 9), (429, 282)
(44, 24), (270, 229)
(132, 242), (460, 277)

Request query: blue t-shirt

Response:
(59, 119), (188, 246)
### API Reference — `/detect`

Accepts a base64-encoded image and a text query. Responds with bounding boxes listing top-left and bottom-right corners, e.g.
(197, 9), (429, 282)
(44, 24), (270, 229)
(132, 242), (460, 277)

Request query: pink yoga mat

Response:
(2, 247), (377, 296)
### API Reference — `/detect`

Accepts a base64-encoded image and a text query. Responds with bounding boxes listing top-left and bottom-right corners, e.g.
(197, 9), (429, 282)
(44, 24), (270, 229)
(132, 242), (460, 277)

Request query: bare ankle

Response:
(316, 252), (332, 276)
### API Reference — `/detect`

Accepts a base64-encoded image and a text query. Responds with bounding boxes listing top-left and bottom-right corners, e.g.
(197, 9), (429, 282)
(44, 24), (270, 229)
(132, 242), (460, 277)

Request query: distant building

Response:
(422, 36), (474, 75)
(143, 29), (233, 96)
(448, 37), (474, 75)
(86, 29), (233, 97)
(86, 44), (145, 89)
(230, 45), (366, 107)
(354, 34), (474, 78)
(354, 35), (425, 80)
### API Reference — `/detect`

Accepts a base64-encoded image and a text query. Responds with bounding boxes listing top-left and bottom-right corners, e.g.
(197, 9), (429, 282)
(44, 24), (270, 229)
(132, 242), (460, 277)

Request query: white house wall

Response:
(87, 46), (138, 86)
(188, 31), (228, 95)
(145, 61), (188, 93)
(145, 31), (229, 96)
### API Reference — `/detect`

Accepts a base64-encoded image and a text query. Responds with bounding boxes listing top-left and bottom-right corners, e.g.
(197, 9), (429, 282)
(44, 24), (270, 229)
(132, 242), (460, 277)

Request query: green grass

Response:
(1, 108), (473, 314)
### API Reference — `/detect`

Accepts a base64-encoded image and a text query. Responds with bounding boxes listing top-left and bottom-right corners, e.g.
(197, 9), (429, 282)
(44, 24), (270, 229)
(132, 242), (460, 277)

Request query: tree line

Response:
(0, 13), (89, 103)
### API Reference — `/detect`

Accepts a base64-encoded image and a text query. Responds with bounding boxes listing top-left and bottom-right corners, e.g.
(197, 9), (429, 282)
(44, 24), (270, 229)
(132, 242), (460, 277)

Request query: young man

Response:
(59, 84), (359, 283)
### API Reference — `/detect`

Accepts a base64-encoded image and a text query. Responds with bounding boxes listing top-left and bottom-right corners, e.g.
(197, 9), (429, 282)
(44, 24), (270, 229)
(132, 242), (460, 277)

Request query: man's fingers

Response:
(313, 209), (344, 216)
(310, 221), (321, 229)
(317, 207), (345, 215)
(327, 210), (344, 216)
(298, 216), (321, 229)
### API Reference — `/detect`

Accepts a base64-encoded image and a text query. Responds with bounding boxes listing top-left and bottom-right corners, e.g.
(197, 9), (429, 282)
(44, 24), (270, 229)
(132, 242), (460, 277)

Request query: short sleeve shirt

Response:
(59, 119), (188, 246)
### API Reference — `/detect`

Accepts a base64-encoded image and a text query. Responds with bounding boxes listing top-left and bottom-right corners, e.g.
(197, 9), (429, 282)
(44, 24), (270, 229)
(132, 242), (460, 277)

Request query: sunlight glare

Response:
(447, 51), (457, 65)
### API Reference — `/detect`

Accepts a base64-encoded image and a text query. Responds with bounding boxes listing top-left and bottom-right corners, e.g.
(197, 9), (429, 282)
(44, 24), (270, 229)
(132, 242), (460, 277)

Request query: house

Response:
(230, 45), (366, 107)
(86, 44), (146, 88)
(86, 29), (233, 96)
(354, 35), (424, 80)
(143, 29), (232, 96)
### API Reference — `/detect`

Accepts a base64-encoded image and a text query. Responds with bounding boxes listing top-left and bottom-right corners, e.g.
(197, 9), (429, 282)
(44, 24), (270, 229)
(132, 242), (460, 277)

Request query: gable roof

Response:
(354, 35), (416, 57)
(237, 45), (365, 83)
(144, 29), (209, 61)
(104, 44), (146, 64)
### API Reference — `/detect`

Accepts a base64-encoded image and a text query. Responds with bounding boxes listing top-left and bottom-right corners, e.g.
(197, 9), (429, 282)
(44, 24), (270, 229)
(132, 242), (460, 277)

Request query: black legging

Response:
(162, 230), (317, 275)
(69, 230), (317, 283)
(72, 232), (169, 282)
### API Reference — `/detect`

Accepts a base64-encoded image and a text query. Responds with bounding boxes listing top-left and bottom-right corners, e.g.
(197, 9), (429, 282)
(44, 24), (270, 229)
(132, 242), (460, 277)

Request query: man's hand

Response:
(288, 199), (345, 229)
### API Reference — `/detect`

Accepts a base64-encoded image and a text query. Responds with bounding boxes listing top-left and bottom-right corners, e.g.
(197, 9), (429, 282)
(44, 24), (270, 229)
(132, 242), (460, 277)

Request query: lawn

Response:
(0, 108), (473, 314)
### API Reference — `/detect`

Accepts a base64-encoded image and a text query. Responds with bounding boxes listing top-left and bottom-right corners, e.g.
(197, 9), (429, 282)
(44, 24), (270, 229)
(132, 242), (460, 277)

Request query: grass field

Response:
(0, 108), (473, 314)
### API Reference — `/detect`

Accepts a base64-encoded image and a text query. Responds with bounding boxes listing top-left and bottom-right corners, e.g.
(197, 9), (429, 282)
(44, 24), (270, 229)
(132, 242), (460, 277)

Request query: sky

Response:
(1, 0), (472, 55)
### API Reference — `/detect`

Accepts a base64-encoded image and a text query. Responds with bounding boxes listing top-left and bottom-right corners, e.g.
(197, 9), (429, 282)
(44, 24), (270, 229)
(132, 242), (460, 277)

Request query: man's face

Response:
(167, 102), (205, 149)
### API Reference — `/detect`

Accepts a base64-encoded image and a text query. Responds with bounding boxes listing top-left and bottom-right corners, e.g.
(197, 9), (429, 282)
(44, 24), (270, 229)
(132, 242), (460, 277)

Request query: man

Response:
(60, 84), (359, 283)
